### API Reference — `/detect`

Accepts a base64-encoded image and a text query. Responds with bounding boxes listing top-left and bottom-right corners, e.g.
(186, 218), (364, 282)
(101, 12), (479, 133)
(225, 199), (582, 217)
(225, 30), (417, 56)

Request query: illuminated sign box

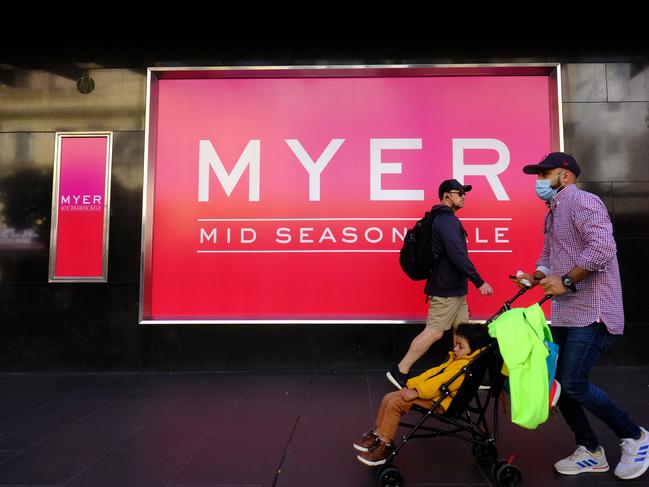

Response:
(49, 132), (113, 282)
(141, 65), (562, 323)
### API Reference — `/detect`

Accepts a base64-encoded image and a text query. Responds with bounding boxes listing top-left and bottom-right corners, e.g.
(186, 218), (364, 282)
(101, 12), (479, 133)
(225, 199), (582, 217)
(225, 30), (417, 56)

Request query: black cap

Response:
(438, 179), (472, 199)
(523, 152), (581, 177)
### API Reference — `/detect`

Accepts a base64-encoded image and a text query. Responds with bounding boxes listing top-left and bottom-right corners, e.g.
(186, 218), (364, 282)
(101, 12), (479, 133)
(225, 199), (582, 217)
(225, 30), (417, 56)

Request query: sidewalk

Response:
(0, 367), (647, 486)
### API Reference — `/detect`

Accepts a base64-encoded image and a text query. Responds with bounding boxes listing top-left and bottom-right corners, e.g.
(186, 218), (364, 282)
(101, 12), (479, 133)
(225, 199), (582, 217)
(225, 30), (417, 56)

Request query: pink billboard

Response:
(141, 66), (562, 322)
(49, 133), (112, 281)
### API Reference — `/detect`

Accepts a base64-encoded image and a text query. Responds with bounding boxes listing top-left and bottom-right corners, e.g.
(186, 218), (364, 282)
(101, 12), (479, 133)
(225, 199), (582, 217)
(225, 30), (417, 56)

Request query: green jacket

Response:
(487, 303), (552, 429)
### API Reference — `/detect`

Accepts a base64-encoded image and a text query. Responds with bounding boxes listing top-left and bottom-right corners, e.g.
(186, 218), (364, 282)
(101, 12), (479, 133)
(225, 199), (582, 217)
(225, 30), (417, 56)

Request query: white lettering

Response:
(495, 227), (509, 243)
(452, 138), (510, 201)
(275, 227), (291, 244)
(241, 228), (256, 243)
(318, 227), (337, 243)
(370, 138), (424, 201)
(198, 139), (260, 202)
(392, 227), (408, 243)
(60, 195), (102, 206)
(475, 228), (488, 243)
(200, 228), (217, 243)
(341, 227), (358, 243)
(365, 227), (383, 243)
(300, 227), (314, 243)
(197, 224), (513, 250)
(286, 139), (345, 201)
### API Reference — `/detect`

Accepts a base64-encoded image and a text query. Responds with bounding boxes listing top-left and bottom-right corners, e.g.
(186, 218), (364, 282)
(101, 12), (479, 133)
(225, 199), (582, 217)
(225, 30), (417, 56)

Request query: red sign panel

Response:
(142, 67), (561, 322)
(49, 133), (112, 281)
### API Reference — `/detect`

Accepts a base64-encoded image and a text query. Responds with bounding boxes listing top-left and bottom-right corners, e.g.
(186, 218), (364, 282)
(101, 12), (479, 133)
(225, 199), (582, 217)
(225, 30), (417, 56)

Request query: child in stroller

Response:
(354, 322), (491, 466)
(354, 287), (552, 487)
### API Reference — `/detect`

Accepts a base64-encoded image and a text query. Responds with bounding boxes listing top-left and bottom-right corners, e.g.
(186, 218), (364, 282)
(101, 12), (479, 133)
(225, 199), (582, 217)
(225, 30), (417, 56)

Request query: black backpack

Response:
(399, 206), (445, 281)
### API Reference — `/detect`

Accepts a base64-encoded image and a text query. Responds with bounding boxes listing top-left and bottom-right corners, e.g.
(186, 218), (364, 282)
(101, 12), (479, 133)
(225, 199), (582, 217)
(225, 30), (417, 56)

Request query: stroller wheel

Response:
(495, 463), (522, 487)
(472, 443), (497, 465)
(490, 459), (509, 478)
(376, 465), (405, 487)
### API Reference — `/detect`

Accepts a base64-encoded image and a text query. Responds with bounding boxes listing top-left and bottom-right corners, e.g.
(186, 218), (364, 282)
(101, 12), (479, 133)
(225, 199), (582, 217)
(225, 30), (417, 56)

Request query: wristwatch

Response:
(561, 274), (577, 293)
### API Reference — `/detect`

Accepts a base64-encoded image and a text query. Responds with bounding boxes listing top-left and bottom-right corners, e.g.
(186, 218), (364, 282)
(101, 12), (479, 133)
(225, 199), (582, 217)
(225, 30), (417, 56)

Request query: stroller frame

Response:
(376, 288), (549, 487)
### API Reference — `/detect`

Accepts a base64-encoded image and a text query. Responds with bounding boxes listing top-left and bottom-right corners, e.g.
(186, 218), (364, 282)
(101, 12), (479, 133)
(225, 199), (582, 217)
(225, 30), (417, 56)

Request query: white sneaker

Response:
(614, 426), (649, 480)
(554, 445), (609, 475)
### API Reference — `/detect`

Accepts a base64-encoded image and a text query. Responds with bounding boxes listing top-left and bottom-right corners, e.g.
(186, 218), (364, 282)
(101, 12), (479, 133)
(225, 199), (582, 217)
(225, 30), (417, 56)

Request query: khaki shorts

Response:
(425, 295), (470, 332)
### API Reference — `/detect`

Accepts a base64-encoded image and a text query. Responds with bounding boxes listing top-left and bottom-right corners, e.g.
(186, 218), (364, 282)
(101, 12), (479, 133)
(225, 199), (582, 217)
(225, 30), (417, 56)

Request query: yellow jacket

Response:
(406, 348), (483, 411)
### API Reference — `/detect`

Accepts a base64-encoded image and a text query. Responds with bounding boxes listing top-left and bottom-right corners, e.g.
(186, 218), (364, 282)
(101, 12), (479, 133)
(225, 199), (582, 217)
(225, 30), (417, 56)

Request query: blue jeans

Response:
(552, 323), (640, 451)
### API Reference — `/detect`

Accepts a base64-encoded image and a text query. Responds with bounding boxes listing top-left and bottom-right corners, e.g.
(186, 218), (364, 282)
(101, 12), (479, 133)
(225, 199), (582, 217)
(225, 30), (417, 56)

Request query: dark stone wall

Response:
(1, 34), (648, 371)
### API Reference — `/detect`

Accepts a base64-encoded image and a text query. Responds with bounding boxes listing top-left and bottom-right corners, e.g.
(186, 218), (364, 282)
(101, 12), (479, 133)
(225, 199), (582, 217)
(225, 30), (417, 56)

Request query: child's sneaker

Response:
(386, 366), (408, 389)
(554, 445), (609, 475)
(353, 430), (379, 452)
(357, 439), (393, 466)
(614, 426), (649, 480)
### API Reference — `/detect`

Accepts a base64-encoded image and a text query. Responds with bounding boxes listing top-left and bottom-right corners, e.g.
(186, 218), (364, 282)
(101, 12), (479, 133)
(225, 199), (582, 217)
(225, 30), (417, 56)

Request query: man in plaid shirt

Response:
(515, 152), (648, 480)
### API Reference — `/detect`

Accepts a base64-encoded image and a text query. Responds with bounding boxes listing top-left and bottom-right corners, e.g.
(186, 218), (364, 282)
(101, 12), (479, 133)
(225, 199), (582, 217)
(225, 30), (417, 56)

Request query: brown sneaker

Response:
(353, 430), (379, 452)
(356, 439), (393, 466)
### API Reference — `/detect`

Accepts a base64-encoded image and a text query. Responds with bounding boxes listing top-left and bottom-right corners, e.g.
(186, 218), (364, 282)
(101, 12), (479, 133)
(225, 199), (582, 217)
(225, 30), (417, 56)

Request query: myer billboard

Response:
(140, 65), (562, 323)
(50, 133), (113, 282)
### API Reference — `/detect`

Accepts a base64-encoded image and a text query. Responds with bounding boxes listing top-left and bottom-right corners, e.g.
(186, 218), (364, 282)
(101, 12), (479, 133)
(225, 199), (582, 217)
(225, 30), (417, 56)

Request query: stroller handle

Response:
(538, 294), (552, 305)
(507, 272), (552, 306)
(483, 281), (551, 325)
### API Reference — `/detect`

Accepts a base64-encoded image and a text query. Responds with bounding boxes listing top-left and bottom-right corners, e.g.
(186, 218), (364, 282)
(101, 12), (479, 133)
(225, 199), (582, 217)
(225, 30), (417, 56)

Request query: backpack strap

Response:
(429, 206), (448, 255)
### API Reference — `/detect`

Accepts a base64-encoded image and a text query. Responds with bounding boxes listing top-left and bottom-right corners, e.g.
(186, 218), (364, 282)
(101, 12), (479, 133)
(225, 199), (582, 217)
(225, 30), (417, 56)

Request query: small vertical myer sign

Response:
(49, 132), (113, 282)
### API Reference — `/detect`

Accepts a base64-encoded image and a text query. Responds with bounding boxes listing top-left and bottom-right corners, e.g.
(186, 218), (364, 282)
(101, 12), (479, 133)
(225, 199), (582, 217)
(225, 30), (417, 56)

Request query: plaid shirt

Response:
(536, 184), (624, 334)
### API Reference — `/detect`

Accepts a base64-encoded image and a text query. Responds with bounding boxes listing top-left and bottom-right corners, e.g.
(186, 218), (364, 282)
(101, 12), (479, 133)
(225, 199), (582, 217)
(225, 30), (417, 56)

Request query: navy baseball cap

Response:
(438, 179), (472, 199)
(523, 152), (581, 177)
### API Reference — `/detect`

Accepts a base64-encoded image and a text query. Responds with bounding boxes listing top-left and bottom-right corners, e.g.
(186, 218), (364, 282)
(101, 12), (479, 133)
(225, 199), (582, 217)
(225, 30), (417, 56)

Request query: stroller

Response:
(376, 287), (549, 487)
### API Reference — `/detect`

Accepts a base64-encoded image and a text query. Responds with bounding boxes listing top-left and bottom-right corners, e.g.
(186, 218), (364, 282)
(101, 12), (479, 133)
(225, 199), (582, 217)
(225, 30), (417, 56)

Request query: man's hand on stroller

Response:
(539, 276), (568, 296)
(509, 270), (544, 289)
(400, 388), (419, 401)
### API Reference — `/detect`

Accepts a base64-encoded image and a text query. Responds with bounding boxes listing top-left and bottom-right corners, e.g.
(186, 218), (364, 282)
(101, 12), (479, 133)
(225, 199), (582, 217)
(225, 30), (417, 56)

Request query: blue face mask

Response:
(535, 172), (565, 201)
(535, 179), (557, 201)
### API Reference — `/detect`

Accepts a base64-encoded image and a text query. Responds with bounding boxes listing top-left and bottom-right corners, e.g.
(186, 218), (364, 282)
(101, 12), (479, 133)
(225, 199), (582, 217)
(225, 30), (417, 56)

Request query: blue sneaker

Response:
(615, 426), (649, 480)
(554, 445), (609, 475)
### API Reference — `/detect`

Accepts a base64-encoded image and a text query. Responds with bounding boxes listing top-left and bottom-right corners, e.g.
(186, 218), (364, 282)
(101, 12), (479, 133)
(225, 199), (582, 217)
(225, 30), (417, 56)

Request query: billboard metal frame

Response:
(49, 131), (113, 283)
(140, 64), (563, 324)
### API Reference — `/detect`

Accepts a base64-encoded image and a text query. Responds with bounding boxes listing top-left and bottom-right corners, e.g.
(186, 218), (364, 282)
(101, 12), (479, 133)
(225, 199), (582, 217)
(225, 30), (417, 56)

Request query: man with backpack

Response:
(387, 179), (493, 389)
